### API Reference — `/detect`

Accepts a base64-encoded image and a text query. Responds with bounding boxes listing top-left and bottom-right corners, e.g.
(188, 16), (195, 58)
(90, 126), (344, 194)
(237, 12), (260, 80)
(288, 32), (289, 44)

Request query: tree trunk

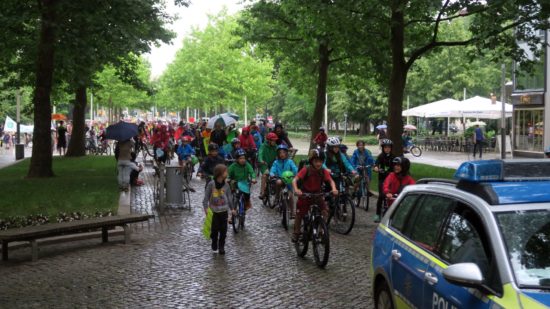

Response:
(66, 86), (87, 156)
(309, 42), (331, 150)
(27, 0), (58, 178)
(388, 7), (407, 157)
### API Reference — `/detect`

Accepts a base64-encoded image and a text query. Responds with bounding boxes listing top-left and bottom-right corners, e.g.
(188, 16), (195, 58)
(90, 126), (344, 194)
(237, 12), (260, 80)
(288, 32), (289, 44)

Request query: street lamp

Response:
(343, 113), (348, 142)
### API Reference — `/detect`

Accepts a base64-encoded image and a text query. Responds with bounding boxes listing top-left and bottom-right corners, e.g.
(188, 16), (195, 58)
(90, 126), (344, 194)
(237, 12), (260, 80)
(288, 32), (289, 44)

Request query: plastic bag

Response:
(202, 208), (213, 240)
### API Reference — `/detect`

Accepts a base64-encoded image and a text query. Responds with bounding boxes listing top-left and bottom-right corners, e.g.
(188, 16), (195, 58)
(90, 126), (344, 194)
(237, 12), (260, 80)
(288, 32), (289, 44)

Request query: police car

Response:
(371, 159), (550, 309)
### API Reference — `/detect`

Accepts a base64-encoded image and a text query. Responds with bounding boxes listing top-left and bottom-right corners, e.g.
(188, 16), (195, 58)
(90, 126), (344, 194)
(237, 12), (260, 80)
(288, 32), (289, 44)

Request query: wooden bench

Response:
(0, 214), (153, 261)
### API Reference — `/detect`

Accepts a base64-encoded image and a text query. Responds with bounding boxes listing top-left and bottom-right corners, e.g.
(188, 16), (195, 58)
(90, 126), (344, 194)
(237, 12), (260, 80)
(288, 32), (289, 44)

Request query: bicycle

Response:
(231, 180), (251, 233)
(272, 176), (293, 230)
(355, 165), (371, 211)
(96, 140), (111, 156)
(295, 192), (330, 268)
(327, 172), (356, 235)
(382, 194), (398, 217)
(403, 143), (422, 157)
(259, 163), (277, 208)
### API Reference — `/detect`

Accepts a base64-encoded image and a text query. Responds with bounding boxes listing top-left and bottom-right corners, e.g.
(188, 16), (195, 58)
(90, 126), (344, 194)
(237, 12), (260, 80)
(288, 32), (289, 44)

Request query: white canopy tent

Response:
(402, 98), (460, 117)
(402, 96), (513, 135)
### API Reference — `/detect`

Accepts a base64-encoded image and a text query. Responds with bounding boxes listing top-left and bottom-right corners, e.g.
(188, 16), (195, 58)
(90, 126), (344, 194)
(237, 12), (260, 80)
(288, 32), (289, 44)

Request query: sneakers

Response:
(373, 215), (381, 223)
(211, 242), (218, 252)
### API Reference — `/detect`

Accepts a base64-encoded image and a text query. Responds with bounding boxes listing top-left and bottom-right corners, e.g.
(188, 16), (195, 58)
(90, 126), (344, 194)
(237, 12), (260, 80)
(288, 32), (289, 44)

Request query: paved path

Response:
(0, 146), (32, 169)
(1, 158), (377, 308)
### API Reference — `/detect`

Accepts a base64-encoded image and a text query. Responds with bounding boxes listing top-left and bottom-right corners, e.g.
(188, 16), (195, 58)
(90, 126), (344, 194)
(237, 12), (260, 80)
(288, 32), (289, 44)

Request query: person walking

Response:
(203, 164), (234, 255)
(472, 124), (484, 159)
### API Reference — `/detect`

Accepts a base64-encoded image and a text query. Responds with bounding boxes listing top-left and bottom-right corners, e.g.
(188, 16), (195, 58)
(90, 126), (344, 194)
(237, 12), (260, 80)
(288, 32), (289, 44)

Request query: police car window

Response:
(390, 194), (419, 232)
(438, 207), (490, 276)
(404, 195), (454, 252)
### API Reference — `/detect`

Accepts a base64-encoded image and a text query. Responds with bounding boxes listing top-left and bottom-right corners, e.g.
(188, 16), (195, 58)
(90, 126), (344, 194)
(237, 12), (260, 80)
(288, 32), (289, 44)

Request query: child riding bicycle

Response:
(258, 132), (278, 200)
(270, 144), (299, 216)
(350, 140), (374, 197)
(373, 139), (395, 223)
(197, 143), (225, 186)
(383, 156), (415, 208)
(228, 149), (257, 211)
(292, 149), (338, 243)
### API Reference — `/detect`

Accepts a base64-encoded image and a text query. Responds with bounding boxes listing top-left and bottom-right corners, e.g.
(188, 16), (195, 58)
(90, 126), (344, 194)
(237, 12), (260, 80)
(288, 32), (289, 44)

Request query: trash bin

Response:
(165, 165), (183, 204)
(15, 144), (25, 160)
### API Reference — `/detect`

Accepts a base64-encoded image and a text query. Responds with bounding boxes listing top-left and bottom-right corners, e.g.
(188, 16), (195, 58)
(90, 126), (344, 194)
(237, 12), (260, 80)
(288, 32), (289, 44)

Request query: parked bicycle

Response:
(355, 165), (371, 211)
(327, 172), (356, 235)
(294, 192), (330, 268)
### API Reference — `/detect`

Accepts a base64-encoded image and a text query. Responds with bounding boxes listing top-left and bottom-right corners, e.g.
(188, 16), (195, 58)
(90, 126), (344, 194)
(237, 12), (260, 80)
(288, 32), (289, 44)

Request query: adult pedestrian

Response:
(273, 123), (293, 148)
(472, 124), (484, 159)
(56, 121), (67, 156)
(210, 123), (227, 147)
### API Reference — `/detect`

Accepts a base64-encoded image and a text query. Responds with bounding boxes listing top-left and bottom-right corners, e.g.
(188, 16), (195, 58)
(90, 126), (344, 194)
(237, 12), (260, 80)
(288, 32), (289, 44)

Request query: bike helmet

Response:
(155, 148), (164, 158)
(182, 135), (193, 142)
(242, 126), (250, 133)
(231, 137), (241, 145)
(266, 132), (278, 141)
(281, 170), (295, 185)
(235, 148), (246, 158)
(336, 136), (343, 142)
(326, 137), (341, 146)
(392, 156), (410, 174)
(319, 127), (325, 131)
(380, 139), (393, 147)
(308, 149), (325, 163)
(277, 144), (289, 152)
(208, 143), (219, 151)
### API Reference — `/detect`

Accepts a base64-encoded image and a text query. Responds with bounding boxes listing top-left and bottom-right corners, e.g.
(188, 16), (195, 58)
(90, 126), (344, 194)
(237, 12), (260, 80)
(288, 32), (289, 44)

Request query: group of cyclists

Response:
(137, 119), (416, 263)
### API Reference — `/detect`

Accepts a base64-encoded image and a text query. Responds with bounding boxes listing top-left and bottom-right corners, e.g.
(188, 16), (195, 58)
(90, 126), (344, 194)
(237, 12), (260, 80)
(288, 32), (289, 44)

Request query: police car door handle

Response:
(424, 272), (438, 285)
(391, 249), (401, 260)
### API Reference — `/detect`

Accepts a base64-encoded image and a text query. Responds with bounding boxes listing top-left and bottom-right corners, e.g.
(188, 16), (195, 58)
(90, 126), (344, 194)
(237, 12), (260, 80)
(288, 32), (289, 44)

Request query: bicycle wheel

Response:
(267, 182), (277, 209)
(281, 194), (289, 230)
(411, 146), (422, 157)
(312, 217), (330, 268)
(328, 196), (355, 235)
(231, 212), (239, 233)
(295, 217), (308, 257)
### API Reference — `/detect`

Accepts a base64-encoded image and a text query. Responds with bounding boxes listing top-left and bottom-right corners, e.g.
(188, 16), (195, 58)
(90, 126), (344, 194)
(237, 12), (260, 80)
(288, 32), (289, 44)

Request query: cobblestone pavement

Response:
(1, 158), (377, 308)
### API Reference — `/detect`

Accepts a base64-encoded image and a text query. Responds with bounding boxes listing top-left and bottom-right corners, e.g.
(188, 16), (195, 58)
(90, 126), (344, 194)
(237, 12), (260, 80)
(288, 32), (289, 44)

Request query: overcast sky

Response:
(145, 1), (245, 79)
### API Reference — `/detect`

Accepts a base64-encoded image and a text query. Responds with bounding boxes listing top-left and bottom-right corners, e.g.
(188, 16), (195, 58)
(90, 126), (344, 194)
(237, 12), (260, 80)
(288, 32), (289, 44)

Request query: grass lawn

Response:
(293, 155), (456, 191)
(0, 156), (119, 220)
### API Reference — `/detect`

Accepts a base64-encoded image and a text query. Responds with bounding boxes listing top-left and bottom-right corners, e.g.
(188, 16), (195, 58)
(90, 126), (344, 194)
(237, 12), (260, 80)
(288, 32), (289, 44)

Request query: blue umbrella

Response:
(376, 124), (387, 130)
(105, 121), (138, 141)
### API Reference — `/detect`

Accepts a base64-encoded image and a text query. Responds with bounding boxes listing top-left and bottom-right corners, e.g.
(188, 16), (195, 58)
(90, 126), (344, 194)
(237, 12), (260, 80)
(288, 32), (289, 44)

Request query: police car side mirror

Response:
(443, 263), (484, 288)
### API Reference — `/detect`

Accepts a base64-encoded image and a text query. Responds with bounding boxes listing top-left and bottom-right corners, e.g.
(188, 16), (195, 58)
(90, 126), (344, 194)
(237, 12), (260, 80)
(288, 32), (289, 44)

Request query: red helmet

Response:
(266, 132), (278, 141)
(242, 126), (250, 133)
(182, 135), (193, 142)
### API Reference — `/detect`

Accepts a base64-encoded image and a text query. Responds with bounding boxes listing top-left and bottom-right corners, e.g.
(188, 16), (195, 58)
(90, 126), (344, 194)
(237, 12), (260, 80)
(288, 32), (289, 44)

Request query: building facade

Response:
(511, 28), (548, 157)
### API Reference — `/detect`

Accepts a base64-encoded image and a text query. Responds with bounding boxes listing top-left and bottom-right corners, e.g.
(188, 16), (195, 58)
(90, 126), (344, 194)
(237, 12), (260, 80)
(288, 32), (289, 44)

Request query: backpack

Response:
(297, 165), (326, 191)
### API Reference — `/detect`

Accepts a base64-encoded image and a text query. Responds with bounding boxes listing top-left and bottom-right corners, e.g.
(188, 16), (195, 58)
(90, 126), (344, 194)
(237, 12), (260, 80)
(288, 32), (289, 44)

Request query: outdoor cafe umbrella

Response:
(105, 121), (138, 141)
(206, 113), (238, 129)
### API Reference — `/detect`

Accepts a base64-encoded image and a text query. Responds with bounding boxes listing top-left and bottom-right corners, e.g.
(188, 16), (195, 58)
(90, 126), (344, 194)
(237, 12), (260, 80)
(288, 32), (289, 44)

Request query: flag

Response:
(3, 116), (17, 132)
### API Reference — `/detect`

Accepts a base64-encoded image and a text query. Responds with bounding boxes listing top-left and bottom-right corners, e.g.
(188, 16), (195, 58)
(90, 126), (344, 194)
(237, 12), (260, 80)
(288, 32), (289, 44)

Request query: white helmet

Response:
(327, 137), (341, 146)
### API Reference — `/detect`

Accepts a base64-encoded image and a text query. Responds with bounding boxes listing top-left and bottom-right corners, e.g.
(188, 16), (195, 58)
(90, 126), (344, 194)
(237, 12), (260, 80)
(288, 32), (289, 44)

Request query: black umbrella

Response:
(105, 121), (138, 141)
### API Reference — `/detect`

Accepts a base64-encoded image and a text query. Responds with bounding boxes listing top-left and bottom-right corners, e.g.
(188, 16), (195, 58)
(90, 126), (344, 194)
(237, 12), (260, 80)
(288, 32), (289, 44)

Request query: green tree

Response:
(157, 12), (273, 118)
(376, 0), (550, 154)
(239, 0), (373, 148)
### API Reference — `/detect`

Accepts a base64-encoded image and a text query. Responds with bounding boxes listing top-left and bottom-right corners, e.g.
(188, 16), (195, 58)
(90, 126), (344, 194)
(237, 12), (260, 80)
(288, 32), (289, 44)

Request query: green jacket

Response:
(228, 161), (256, 182)
(258, 142), (277, 167)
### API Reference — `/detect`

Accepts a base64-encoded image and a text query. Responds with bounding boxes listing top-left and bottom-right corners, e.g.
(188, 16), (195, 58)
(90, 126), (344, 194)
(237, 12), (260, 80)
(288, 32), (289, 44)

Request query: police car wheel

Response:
(374, 281), (394, 309)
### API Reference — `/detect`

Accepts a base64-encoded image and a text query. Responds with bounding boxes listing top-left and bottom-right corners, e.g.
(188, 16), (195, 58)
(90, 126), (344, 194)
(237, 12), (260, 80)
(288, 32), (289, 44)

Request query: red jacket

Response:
(314, 132), (328, 145)
(383, 172), (415, 196)
(239, 133), (257, 151)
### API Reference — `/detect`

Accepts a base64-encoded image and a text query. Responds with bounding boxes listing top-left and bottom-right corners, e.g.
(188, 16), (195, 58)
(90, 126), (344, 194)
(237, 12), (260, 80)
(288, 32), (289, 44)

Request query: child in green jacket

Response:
(228, 149), (257, 210)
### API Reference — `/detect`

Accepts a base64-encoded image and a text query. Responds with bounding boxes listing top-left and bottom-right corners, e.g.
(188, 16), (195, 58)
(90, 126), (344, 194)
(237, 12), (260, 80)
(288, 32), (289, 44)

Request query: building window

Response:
(514, 109), (544, 152)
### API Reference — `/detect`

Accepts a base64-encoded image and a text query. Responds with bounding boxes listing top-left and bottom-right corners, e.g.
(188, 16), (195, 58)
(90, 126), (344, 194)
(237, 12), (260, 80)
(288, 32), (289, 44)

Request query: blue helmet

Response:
(277, 144), (289, 152)
(235, 148), (246, 158)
